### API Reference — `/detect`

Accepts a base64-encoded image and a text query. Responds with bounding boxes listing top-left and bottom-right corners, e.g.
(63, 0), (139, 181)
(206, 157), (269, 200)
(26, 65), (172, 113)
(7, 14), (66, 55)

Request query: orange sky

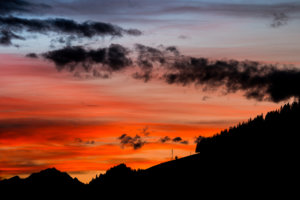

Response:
(0, 54), (285, 183)
(1, 0), (300, 185)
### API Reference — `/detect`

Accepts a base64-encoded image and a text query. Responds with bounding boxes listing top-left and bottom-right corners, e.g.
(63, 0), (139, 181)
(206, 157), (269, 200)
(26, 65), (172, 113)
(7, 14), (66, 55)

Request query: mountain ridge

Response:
(1, 101), (299, 197)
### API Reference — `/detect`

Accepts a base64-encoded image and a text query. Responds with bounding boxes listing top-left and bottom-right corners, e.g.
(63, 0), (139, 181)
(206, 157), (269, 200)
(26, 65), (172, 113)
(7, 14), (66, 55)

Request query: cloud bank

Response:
(42, 43), (300, 103)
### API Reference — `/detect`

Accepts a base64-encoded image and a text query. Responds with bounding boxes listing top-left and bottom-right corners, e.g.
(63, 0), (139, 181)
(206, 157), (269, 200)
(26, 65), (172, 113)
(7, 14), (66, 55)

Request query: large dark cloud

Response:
(43, 44), (132, 73)
(132, 44), (300, 103)
(163, 57), (300, 102)
(40, 43), (300, 103)
(0, 16), (141, 46)
(0, 0), (49, 15)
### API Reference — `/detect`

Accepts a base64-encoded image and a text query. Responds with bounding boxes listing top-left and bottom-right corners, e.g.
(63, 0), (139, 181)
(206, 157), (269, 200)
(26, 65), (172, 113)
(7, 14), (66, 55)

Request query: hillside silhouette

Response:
(0, 168), (85, 197)
(1, 101), (299, 197)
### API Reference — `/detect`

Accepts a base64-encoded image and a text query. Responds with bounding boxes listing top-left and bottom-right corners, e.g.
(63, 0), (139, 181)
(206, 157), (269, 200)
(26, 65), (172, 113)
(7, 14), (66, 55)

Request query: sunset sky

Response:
(1, 0), (300, 183)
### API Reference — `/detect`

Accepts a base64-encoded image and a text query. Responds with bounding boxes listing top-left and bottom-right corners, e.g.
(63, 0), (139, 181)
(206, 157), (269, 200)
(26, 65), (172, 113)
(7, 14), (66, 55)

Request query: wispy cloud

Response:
(0, 16), (141, 46)
(42, 1), (300, 27)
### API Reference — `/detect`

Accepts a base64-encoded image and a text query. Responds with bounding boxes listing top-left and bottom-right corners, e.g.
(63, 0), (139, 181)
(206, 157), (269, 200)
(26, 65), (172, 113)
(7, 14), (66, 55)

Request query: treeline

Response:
(196, 101), (300, 158)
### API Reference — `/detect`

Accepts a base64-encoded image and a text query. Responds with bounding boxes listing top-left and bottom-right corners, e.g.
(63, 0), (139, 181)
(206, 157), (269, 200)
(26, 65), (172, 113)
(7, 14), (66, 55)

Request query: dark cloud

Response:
(0, 0), (30, 15)
(118, 133), (190, 149)
(43, 44), (132, 73)
(132, 44), (180, 82)
(163, 58), (300, 102)
(135, 44), (179, 69)
(172, 137), (182, 142)
(135, 44), (167, 69)
(159, 136), (188, 145)
(0, 16), (141, 46)
(107, 44), (133, 71)
(172, 137), (188, 144)
(26, 53), (38, 58)
(271, 12), (289, 28)
(44, 46), (103, 68)
(0, 16), (141, 37)
(180, 140), (189, 145)
(117, 127), (151, 150)
(133, 44), (300, 103)
(41, 43), (300, 103)
(124, 28), (143, 36)
(0, 0), (50, 16)
(0, 30), (24, 46)
(118, 134), (146, 150)
(160, 136), (171, 143)
(132, 70), (153, 83)
(86, 140), (95, 145)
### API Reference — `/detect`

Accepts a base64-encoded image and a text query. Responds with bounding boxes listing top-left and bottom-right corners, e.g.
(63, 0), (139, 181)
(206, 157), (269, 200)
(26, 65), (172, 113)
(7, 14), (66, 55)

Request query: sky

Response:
(0, 0), (300, 183)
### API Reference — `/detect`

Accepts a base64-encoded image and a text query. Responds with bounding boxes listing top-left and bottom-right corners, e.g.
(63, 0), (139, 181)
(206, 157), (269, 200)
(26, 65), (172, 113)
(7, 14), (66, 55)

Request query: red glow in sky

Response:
(1, 0), (299, 183)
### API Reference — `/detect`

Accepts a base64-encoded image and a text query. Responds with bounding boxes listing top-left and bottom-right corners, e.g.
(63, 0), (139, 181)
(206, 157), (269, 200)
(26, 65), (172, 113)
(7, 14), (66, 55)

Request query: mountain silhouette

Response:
(1, 167), (83, 186)
(0, 167), (85, 198)
(25, 168), (83, 186)
(0, 175), (22, 185)
(1, 101), (299, 197)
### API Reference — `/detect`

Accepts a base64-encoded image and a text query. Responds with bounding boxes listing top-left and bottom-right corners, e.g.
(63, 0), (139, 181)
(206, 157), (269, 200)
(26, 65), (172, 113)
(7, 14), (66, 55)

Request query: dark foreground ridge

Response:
(1, 101), (299, 197)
